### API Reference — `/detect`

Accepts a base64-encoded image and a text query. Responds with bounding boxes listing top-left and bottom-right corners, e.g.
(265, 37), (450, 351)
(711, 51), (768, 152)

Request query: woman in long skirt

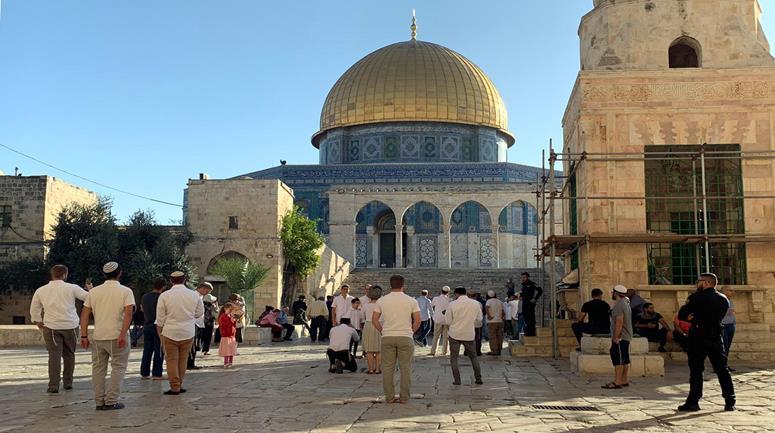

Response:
(361, 285), (382, 374)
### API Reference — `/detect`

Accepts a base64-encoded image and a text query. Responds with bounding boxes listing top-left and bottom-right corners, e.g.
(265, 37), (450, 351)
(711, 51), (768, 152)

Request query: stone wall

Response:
(0, 176), (97, 263)
(0, 290), (37, 325)
(185, 179), (294, 315)
(304, 244), (351, 298)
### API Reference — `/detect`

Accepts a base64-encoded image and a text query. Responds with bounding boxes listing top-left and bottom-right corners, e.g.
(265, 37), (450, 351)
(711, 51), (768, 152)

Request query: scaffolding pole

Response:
(548, 139), (559, 360)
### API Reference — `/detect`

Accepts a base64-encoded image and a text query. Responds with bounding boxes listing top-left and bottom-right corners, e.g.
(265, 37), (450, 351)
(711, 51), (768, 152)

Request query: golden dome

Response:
(313, 40), (514, 147)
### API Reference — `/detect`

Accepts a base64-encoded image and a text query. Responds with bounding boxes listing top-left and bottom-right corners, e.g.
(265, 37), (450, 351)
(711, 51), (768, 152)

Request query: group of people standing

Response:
(30, 262), (247, 410)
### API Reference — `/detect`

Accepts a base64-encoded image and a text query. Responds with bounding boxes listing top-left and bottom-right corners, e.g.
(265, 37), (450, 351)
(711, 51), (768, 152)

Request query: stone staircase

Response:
(509, 319), (578, 357)
(658, 323), (775, 363)
(342, 268), (543, 298)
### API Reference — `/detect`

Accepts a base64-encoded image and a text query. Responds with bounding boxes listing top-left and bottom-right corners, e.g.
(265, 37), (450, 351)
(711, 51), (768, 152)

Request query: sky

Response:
(1, 1), (774, 224)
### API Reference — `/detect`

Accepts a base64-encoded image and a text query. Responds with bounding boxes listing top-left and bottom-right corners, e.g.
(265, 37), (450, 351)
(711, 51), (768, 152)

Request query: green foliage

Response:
(0, 259), (48, 295)
(46, 198), (119, 286)
(280, 207), (323, 279)
(209, 257), (269, 296)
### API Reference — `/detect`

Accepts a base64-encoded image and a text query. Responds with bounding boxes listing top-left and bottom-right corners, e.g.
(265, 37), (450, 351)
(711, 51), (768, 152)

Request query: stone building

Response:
(560, 0), (775, 328)
(0, 175), (97, 264)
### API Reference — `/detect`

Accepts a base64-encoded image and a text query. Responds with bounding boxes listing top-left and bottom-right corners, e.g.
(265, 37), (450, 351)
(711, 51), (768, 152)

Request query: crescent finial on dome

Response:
(411, 9), (417, 41)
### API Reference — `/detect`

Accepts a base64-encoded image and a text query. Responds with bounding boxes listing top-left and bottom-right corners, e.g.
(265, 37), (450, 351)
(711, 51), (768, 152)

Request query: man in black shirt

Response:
(572, 288), (610, 348)
(678, 273), (736, 412)
(634, 302), (671, 352)
(140, 278), (165, 379)
(519, 272), (543, 336)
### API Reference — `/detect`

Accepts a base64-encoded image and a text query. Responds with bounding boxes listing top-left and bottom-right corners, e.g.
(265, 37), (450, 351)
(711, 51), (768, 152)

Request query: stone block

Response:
(570, 353), (663, 377)
(580, 336), (648, 354)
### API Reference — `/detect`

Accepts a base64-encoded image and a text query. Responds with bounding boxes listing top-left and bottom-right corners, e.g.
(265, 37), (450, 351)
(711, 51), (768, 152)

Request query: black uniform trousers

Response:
(523, 301), (537, 336)
(686, 335), (735, 405)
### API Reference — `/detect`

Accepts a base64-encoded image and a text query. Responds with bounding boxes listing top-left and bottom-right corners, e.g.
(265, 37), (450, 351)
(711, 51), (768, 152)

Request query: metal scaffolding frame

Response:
(534, 141), (775, 359)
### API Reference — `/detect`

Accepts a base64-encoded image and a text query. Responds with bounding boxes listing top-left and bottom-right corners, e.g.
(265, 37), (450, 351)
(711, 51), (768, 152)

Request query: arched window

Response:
(669, 36), (701, 68)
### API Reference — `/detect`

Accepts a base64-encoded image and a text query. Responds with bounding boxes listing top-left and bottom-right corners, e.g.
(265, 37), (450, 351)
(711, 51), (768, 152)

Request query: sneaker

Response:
(677, 403), (701, 412)
(102, 403), (125, 410)
(724, 403), (736, 411)
(46, 388), (58, 394)
(63, 385), (73, 390)
(474, 379), (484, 385)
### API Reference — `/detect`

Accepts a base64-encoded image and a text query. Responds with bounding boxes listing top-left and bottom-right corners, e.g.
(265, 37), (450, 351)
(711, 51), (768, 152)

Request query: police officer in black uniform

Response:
(519, 272), (543, 336)
(678, 273), (736, 412)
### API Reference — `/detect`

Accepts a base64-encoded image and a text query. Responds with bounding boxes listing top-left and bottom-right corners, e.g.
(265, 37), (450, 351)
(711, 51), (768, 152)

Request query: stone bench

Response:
(570, 336), (664, 377)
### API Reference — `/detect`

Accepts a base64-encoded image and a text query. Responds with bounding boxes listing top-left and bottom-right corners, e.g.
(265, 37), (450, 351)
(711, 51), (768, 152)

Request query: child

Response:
(218, 302), (238, 368)
(348, 298), (364, 358)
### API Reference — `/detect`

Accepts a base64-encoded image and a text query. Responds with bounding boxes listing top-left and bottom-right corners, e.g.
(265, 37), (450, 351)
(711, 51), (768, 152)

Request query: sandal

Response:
(366, 370), (374, 374)
(601, 382), (623, 389)
(375, 370), (382, 374)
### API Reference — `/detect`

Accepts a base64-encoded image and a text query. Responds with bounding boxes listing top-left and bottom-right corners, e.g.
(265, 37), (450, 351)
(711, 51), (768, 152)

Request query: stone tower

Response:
(560, 0), (775, 326)
(582, 0), (773, 70)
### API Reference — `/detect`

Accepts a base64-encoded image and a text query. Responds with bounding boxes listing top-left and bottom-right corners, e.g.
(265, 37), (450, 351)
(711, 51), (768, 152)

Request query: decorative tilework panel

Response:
(423, 136), (437, 158)
(462, 139), (475, 162)
(384, 136), (399, 159)
(363, 137), (382, 160)
(327, 140), (341, 164)
(401, 135), (420, 158)
(418, 236), (437, 267)
(479, 235), (495, 267)
(356, 236), (368, 268)
(480, 138), (496, 162)
(349, 140), (361, 162)
(440, 136), (461, 160)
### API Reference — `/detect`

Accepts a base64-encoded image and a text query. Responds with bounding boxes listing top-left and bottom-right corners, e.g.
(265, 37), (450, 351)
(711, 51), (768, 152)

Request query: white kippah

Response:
(487, 290), (496, 297)
(170, 271), (185, 278)
(613, 284), (628, 294)
(441, 286), (450, 292)
(102, 262), (119, 273)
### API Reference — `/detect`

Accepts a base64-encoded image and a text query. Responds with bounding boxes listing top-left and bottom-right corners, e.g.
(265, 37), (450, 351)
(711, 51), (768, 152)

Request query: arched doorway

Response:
(498, 201), (536, 268)
(206, 251), (254, 319)
(402, 201), (442, 267)
(450, 201), (493, 268)
(355, 201), (403, 268)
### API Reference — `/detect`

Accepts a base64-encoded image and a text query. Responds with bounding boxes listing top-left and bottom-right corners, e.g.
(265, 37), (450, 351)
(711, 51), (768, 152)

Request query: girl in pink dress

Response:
(218, 303), (238, 368)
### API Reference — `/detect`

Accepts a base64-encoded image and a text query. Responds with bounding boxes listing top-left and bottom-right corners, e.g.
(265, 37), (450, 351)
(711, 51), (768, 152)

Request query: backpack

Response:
(203, 302), (215, 324)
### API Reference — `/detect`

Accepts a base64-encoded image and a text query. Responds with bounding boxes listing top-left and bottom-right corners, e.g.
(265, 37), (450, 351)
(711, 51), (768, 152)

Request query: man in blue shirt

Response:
(414, 290), (433, 346)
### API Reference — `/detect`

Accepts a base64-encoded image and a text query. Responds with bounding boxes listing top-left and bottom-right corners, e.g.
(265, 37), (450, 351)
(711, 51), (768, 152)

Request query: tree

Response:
(280, 207), (323, 306)
(0, 259), (48, 296)
(46, 198), (119, 286)
(209, 257), (270, 320)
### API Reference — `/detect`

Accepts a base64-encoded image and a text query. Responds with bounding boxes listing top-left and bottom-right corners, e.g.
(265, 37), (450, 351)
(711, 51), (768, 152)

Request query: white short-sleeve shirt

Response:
(84, 280), (135, 340)
(374, 291), (420, 338)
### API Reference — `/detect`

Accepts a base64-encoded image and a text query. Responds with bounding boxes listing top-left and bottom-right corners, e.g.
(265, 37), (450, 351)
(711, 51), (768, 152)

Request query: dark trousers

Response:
(310, 316), (327, 342)
(722, 324), (735, 355)
(415, 320), (431, 346)
(638, 328), (668, 347)
(200, 323), (214, 353)
(140, 326), (163, 377)
(236, 327), (243, 343)
(449, 337), (481, 384)
(187, 328), (200, 368)
(326, 349), (357, 372)
(282, 323), (294, 340)
(673, 331), (689, 352)
(686, 335), (736, 405)
(474, 326), (482, 356)
(41, 327), (78, 390)
(130, 325), (143, 347)
(572, 322), (608, 344)
(523, 301), (537, 336)
(350, 330), (362, 357)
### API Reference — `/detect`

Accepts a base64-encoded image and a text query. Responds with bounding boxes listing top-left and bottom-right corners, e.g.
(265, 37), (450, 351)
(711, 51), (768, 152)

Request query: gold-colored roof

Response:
(313, 40), (513, 146)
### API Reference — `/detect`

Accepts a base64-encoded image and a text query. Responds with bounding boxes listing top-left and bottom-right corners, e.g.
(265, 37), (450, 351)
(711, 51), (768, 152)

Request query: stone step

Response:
(570, 352), (664, 377)
(508, 340), (575, 358)
(520, 335), (578, 347)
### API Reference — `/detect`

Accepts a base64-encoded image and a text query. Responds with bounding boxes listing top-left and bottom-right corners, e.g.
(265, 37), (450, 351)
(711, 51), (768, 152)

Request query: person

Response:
(503, 295), (513, 338)
(30, 264), (89, 393)
(505, 277), (516, 298)
(258, 307), (284, 342)
(414, 290), (433, 346)
(362, 285), (382, 374)
(156, 271), (204, 396)
(429, 286), (451, 356)
(79, 261), (135, 410)
(372, 275), (421, 404)
(189, 282), (214, 370)
(445, 286), (483, 385)
(277, 307), (295, 341)
(673, 303), (693, 352)
(519, 272), (542, 336)
(506, 294), (520, 338)
(627, 288), (646, 318)
(466, 290), (484, 356)
(325, 295), (334, 337)
(474, 292), (488, 341)
(571, 288), (611, 348)
(327, 317), (359, 373)
(677, 273), (736, 412)
(140, 277), (165, 380)
(332, 284), (354, 325)
(308, 295), (329, 343)
(201, 292), (218, 355)
(217, 303), (238, 368)
(348, 298), (364, 357)
(130, 307), (144, 348)
(228, 294), (246, 344)
(602, 285), (632, 390)
(720, 286), (736, 371)
(634, 302), (671, 352)
(291, 295), (311, 334)
(485, 290), (505, 355)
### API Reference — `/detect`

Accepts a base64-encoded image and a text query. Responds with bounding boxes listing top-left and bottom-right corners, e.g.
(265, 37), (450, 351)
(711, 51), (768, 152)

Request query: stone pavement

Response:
(0, 343), (774, 433)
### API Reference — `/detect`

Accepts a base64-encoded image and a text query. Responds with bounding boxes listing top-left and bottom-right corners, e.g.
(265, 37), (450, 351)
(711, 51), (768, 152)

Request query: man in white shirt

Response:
(429, 286), (451, 356)
(156, 271), (204, 396)
(30, 264), (89, 393)
(485, 290), (505, 356)
(414, 290), (433, 346)
(327, 317), (359, 373)
(332, 284), (354, 324)
(445, 287), (483, 385)
(507, 294), (520, 337)
(373, 275), (421, 404)
(79, 262), (135, 410)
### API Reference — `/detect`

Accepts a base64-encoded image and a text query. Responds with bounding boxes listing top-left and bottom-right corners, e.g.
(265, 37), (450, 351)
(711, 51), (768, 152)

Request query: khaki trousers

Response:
(488, 322), (504, 354)
(163, 336), (194, 391)
(430, 323), (449, 355)
(41, 327), (78, 390)
(381, 336), (414, 402)
(91, 339), (130, 406)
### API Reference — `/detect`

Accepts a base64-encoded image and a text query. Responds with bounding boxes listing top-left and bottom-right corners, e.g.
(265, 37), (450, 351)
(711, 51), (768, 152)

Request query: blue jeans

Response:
(414, 320), (431, 346)
(516, 314), (525, 336)
(722, 323), (735, 355)
(140, 326), (163, 378)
